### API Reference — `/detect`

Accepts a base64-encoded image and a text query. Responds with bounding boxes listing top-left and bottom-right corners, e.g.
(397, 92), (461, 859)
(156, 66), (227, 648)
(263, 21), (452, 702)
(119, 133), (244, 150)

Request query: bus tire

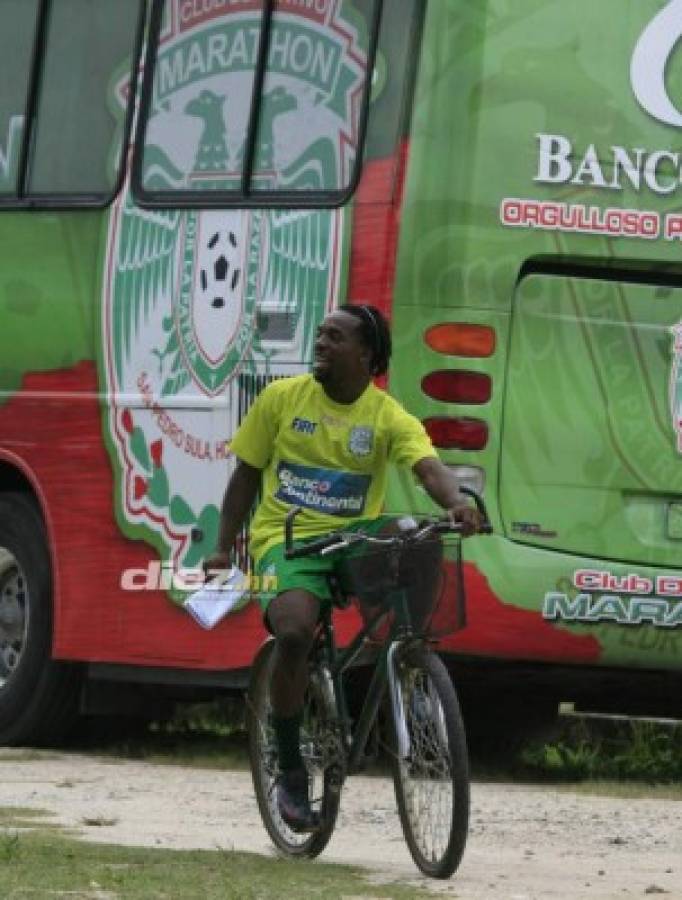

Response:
(0, 492), (81, 745)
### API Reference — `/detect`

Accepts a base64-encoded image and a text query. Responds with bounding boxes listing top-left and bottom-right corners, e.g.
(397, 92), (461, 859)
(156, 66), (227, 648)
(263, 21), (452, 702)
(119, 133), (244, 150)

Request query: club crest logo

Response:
(348, 426), (373, 456)
(101, 0), (371, 574)
(669, 322), (682, 452)
(630, 0), (682, 127)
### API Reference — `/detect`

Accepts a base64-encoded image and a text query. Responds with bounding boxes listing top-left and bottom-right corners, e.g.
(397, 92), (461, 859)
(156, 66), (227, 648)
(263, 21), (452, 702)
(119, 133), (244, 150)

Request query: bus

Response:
(2, 0), (682, 745)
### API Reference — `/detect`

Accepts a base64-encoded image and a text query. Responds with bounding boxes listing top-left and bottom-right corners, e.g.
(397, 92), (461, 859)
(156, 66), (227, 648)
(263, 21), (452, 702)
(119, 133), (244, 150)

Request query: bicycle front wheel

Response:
(246, 639), (341, 859)
(390, 647), (469, 878)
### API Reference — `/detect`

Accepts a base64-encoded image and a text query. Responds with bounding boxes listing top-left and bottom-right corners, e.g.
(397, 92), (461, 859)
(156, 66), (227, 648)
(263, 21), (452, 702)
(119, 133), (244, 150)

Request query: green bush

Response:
(519, 718), (682, 782)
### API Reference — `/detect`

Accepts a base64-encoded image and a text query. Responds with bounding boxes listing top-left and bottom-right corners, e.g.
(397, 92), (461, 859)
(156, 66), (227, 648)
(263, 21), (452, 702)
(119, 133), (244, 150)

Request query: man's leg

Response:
(267, 588), (321, 719)
(265, 588), (321, 831)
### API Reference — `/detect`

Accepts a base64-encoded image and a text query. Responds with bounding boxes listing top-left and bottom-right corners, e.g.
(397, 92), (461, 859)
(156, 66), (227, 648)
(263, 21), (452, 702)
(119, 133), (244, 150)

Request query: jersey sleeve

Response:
(385, 398), (438, 468)
(229, 382), (281, 469)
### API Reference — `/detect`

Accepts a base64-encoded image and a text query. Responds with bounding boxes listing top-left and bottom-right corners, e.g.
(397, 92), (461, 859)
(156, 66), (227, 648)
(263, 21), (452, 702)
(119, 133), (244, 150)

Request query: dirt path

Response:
(0, 749), (680, 899)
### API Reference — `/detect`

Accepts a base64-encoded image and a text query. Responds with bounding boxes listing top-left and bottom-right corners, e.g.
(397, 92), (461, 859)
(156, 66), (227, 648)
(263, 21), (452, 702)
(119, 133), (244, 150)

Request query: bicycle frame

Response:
(251, 500), (485, 873)
(282, 498), (489, 778)
(316, 585), (419, 775)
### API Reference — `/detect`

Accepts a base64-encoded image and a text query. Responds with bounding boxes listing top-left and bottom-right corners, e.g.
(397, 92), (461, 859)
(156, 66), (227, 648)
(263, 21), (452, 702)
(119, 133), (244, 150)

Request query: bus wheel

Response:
(0, 492), (81, 745)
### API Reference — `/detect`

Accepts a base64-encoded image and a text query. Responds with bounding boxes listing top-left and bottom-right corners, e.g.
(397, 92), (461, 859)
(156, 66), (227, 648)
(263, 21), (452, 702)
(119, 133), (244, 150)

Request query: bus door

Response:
(500, 273), (682, 570)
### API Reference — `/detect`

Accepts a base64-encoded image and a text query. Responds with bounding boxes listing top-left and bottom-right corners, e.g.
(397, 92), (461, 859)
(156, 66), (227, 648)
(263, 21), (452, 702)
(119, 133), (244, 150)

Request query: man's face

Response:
(312, 311), (371, 386)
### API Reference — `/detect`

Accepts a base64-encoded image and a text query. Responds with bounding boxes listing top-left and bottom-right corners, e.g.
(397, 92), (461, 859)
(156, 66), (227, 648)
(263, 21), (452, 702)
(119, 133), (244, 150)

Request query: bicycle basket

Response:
(336, 536), (466, 639)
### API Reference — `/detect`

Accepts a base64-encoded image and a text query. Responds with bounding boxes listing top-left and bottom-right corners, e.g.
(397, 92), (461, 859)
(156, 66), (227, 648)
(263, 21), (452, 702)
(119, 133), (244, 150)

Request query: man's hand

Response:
(205, 459), (261, 580)
(202, 550), (232, 581)
(446, 502), (483, 537)
(414, 456), (483, 537)
(414, 457), (485, 535)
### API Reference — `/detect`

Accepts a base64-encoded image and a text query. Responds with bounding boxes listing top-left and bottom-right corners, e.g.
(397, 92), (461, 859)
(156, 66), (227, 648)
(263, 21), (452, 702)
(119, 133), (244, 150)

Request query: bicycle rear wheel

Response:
(390, 646), (469, 878)
(246, 639), (341, 858)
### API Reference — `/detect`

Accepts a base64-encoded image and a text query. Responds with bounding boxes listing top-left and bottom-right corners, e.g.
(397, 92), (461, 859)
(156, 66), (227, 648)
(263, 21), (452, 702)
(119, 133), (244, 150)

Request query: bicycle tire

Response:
(246, 639), (341, 858)
(389, 646), (469, 878)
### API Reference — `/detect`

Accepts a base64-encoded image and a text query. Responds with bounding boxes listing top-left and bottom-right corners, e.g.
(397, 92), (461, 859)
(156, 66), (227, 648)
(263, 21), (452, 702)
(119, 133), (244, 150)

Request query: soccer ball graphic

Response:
(198, 225), (242, 310)
(192, 210), (247, 361)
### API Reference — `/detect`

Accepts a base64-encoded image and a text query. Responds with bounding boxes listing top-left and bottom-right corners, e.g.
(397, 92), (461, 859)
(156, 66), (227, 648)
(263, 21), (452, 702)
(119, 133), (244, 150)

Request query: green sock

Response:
(272, 712), (303, 772)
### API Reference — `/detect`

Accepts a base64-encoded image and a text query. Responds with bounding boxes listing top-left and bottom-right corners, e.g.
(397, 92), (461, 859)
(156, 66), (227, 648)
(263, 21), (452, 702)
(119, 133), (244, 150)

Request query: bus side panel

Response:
(0, 0), (423, 673)
(387, 1), (682, 673)
(0, 164), (409, 670)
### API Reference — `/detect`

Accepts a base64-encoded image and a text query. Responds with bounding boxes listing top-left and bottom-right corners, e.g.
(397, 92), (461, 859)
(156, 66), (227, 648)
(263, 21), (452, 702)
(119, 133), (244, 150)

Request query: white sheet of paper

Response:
(183, 566), (248, 629)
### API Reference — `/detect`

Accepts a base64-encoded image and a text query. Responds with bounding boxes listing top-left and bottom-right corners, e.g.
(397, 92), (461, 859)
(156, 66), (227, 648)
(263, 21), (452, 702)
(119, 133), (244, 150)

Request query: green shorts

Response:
(254, 515), (394, 615)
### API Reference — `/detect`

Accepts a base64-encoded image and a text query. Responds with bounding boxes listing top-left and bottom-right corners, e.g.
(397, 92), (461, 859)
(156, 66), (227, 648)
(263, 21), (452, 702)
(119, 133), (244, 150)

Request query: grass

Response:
(0, 807), (59, 829)
(515, 716), (682, 793)
(0, 822), (433, 899)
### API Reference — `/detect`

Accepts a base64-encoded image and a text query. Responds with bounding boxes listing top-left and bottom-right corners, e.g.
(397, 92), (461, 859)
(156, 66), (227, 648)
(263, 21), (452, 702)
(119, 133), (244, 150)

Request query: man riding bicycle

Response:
(207, 304), (482, 832)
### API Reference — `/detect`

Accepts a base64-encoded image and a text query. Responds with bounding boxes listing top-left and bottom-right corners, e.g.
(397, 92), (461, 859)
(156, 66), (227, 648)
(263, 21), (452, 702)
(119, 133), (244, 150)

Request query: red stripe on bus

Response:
(440, 562), (602, 663)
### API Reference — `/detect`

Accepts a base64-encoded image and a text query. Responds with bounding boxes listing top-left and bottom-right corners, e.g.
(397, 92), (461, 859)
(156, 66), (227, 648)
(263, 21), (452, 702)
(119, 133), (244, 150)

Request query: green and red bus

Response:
(2, 0), (682, 744)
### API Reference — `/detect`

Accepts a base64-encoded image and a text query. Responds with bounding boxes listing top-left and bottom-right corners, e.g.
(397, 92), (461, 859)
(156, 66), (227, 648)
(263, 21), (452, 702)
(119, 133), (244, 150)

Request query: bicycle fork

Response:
(388, 641), (449, 761)
(337, 638), (412, 770)
(387, 641), (411, 760)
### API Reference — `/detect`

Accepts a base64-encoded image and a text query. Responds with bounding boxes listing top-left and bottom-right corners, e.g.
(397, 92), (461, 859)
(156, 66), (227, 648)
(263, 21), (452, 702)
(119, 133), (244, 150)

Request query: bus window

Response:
(250, 0), (380, 193)
(135, 0), (381, 205)
(27, 0), (142, 197)
(137, 0), (266, 195)
(0, 0), (39, 196)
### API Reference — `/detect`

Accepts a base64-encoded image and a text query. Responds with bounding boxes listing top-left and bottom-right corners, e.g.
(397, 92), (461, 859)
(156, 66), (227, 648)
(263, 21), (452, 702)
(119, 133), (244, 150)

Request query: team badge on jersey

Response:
(348, 426), (373, 456)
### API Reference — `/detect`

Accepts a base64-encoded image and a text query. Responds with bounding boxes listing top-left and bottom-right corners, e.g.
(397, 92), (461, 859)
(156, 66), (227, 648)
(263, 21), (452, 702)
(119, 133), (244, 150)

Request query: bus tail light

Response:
(421, 370), (491, 404)
(425, 323), (495, 357)
(423, 417), (488, 450)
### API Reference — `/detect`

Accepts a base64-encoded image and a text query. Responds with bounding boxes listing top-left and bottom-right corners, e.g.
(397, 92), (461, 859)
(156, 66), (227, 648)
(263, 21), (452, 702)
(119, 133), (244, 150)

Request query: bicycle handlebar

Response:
(284, 488), (492, 560)
(284, 512), (346, 560)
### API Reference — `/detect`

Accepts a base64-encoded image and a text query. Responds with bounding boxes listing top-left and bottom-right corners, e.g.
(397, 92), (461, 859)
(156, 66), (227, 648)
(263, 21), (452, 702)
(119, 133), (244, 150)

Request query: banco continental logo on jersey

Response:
(102, 0), (369, 570)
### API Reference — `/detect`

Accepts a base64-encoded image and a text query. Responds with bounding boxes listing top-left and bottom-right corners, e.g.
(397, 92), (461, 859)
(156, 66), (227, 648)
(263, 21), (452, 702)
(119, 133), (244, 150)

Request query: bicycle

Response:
(246, 488), (491, 879)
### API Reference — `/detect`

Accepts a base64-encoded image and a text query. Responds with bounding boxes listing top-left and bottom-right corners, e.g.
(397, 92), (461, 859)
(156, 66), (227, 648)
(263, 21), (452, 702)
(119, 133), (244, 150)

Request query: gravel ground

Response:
(0, 749), (680, 899)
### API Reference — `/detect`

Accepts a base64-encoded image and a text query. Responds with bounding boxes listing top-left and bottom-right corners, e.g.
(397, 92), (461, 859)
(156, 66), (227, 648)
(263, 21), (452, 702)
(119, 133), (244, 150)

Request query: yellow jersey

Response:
(229, 374), (436, 561)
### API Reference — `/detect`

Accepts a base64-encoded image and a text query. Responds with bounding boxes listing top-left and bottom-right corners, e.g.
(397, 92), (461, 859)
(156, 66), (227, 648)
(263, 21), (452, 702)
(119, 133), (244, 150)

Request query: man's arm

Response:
(206, 459), (262, 569)
(413, 456), (481, 535)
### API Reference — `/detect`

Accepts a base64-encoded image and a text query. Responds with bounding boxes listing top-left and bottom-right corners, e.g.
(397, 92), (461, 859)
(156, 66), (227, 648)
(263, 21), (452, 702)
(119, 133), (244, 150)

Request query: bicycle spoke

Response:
(247, 642), (342, 858)
(399, 671), (454, 861)
(391, 651), (469, 878)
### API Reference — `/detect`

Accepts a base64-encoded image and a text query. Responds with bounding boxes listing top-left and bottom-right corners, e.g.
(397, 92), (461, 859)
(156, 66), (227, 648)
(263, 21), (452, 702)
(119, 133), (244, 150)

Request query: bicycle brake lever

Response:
(319, 532), (362, 555)
(319, 540), (346, 556)
(459, 485), (486, 514)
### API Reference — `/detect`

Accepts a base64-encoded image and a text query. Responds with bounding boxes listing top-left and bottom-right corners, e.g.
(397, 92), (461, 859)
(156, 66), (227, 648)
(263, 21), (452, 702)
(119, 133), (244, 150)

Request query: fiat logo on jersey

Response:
(630, 0), (682, 127)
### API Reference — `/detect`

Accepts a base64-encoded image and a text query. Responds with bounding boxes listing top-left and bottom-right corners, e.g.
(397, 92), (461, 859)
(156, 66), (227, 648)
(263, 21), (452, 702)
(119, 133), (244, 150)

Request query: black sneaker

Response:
(276, 768), (320, 833)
